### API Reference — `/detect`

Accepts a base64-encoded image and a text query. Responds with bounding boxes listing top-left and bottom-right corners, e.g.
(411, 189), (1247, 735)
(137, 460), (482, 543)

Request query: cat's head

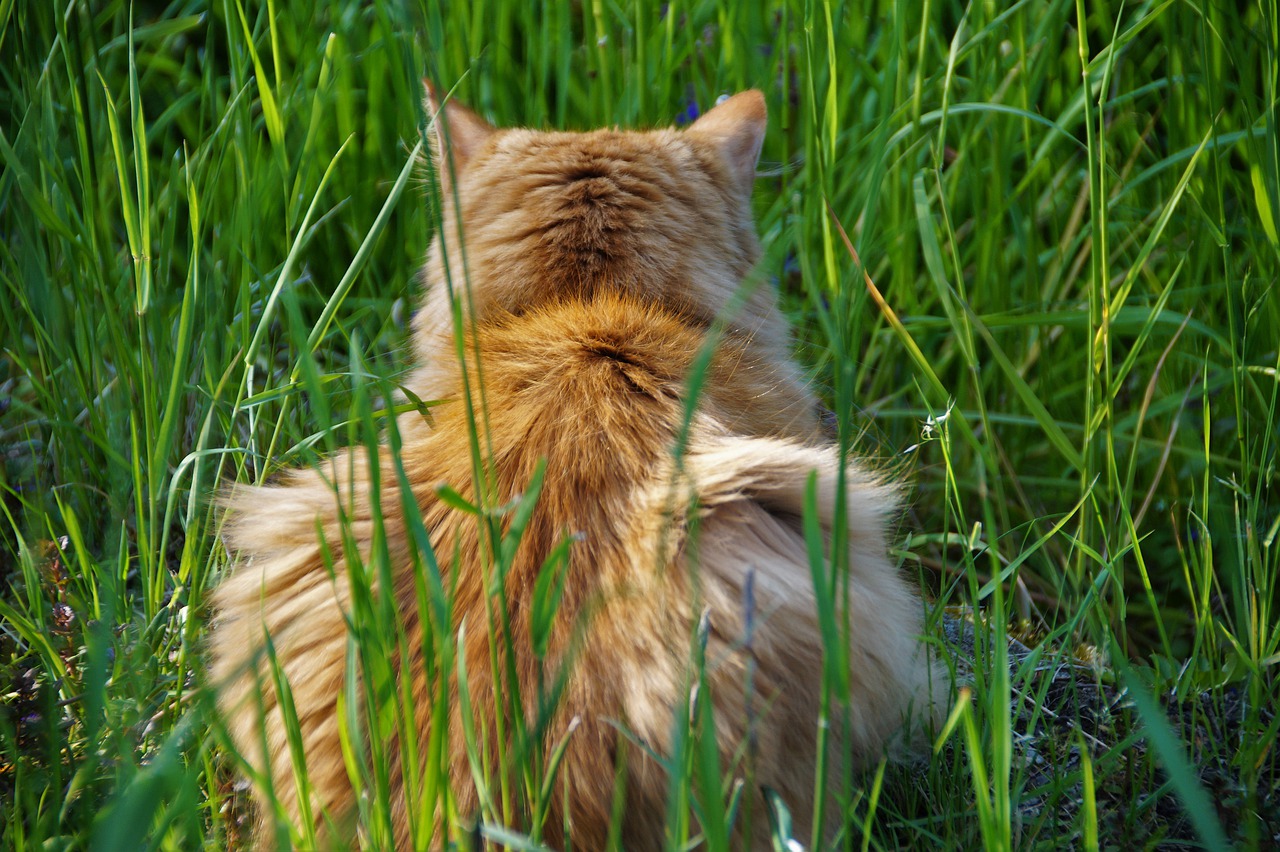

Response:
(415, 84), (788, 361)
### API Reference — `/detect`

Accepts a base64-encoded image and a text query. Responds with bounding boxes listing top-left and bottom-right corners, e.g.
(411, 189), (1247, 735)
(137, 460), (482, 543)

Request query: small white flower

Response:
(920, 400), (955, 439)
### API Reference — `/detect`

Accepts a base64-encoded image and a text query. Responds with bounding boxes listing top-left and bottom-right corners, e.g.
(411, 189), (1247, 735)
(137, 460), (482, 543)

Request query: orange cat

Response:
(210, 86), (941, 849)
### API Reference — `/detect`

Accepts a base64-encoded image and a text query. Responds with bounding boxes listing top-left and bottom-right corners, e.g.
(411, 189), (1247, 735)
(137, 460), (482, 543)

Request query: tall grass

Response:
(1, 0), (1276, 848)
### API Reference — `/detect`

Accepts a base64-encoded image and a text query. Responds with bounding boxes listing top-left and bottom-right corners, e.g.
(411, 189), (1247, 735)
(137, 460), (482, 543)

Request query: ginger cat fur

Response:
(209, 86), (942, 850)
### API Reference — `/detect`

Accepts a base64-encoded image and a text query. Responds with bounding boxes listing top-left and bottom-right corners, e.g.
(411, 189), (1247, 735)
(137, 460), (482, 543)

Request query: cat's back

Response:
(432, 292), (819, 484)
(418, 296), (700, 503)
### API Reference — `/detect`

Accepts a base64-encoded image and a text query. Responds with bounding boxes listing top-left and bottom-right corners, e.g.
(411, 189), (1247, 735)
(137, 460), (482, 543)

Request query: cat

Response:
(209, 85), (942, 850)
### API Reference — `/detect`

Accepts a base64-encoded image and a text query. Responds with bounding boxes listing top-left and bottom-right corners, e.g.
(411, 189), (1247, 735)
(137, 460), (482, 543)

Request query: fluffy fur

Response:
(209, 87), (941, 849)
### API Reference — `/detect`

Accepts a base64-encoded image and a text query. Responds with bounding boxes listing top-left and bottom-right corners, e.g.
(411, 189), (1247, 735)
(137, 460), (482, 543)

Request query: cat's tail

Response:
(666, 430), (947, 756)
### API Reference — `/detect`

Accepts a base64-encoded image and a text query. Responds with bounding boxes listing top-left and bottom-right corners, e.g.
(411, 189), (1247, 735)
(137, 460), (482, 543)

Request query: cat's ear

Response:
(688, 90), (767, 189)
(423, 81), (494, 187)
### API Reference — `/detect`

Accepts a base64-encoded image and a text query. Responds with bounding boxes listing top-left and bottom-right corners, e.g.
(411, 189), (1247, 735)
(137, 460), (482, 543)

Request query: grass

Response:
(1, 0), (1277, 848)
